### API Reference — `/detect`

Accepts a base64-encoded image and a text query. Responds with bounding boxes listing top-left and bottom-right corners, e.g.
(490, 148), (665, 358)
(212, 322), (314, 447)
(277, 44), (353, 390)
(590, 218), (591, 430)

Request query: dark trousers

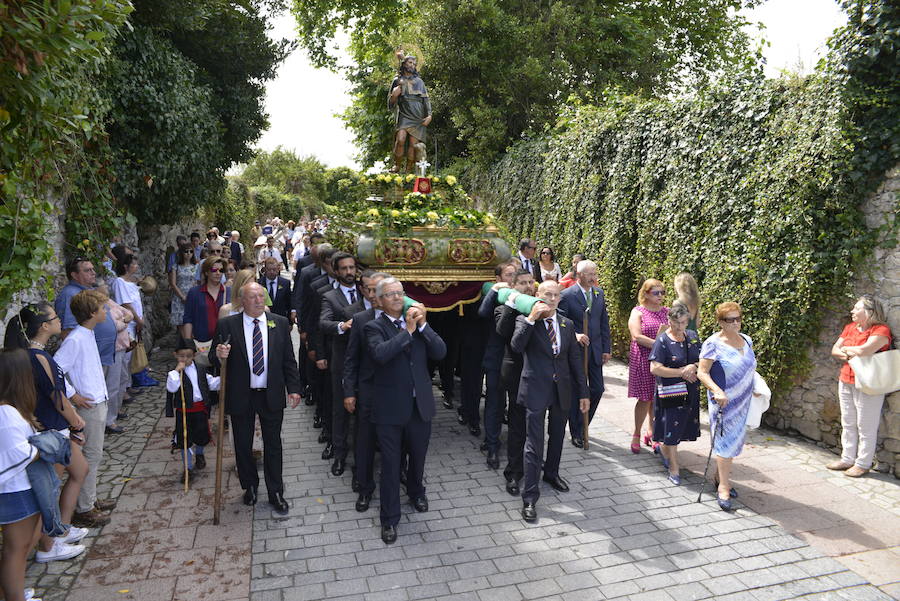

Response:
(331, 363), (351, 459)
(231, 389), (284, 495)
(522, 392), (567, 505)
(458, 324), (487, 427)
(354, 398), (377, 496)
(429, 312), (459, 399)
(504, 383), (526, 482)
(483, 368), (503, 452)
(568, 361), (604, 437)
(315, 365), (332, 435)
(375, 405), (431, 527)
(174, 410), (211, 448)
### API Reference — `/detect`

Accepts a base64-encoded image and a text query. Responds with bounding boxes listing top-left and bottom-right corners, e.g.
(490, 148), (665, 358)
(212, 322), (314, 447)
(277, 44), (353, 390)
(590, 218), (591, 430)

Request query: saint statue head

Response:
(400, 55), (417, 76)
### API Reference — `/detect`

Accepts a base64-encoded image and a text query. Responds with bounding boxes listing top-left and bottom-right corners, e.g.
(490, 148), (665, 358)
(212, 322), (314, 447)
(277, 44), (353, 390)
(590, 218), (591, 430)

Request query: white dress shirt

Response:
(166, 363), (221, 402)
(242, 312), (269, 388)
(55, 325), (109, 404)
(525, 312), (561, 355)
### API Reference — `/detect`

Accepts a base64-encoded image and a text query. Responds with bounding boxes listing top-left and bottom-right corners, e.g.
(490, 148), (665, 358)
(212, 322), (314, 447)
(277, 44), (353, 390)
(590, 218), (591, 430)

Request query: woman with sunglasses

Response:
(182, 258), (230, 367)
(697, 302), (757, 511)
(169, 245), (196, 339)
(627, 279), (669, 453)
(537, 247), (561, 282)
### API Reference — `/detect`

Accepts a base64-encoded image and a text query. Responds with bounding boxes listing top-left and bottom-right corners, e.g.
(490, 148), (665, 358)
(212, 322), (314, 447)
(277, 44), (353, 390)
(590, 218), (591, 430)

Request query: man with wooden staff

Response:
(558, 259), (611, 449)
(511, 281), (589, 523)
(210, 283), (302, 515)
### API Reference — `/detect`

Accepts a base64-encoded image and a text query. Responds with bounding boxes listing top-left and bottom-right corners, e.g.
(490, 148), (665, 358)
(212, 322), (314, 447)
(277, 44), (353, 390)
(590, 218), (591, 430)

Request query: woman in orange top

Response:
(828, 295), (892, 477)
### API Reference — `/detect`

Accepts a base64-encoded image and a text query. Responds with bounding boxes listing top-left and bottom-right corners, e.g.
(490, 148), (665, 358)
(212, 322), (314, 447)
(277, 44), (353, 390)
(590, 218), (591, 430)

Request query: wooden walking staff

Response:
(213, 335), (230, 525)
(179, 376), (190, 492)
(582, 309), (590, 451)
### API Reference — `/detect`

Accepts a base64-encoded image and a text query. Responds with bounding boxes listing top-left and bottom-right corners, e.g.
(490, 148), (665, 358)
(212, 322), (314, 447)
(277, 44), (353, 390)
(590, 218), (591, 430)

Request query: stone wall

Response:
(766, 165), (900, 476)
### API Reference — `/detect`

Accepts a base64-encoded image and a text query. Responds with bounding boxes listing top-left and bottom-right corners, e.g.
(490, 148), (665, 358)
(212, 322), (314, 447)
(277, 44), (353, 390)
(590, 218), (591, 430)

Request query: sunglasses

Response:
(650, 290), (666, 296)
(209, 249), (222, 254)
(540, 251), (551, 255)
(720, 316), (742, 323)
(210, 268), (222, 273)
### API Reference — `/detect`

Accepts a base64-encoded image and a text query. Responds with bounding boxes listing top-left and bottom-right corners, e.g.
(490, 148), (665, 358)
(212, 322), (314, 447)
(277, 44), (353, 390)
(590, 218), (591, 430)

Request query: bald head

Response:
(242, 282), (266, 318)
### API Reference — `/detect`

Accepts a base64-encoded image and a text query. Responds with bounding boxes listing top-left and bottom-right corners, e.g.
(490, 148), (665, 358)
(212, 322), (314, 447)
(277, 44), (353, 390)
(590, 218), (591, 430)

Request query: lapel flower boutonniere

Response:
(560, 322), (566, 328)
(267, 320), (276, 329)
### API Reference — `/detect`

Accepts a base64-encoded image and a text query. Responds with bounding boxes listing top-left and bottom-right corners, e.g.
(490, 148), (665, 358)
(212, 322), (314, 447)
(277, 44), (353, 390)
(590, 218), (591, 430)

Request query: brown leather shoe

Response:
(72, 508), (111, 528)
(844, 465), (869, 478)
(94, 498), (118, 512)
(826, 460), (853, 470)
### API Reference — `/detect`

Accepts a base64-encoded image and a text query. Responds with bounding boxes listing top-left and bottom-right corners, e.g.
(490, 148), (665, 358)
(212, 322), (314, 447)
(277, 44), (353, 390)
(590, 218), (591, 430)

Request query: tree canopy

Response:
(291, 0), (761, 168)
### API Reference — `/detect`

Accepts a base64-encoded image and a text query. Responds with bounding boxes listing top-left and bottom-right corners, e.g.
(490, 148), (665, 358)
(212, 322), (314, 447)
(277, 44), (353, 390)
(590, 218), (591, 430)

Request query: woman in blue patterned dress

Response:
(697, 302), (756, 511)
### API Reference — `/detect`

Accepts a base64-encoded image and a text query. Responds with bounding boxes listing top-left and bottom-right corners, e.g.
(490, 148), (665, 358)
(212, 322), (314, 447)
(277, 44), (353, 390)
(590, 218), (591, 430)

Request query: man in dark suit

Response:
(295, 244), (333, 429)
(511, 280), (588, 523)
(495, 268), (535, 496)
(342, 270), (389, 512)
(259, 257), (292, 320)
(228, 231), (243, 267)
(211, 283), (302, 515)
(319, 251), (364, 476)
(477, 261), (518, 469)
(365, 277), (446, 544)
(516, 238), (542, 283)
(557, 259), (611, 448)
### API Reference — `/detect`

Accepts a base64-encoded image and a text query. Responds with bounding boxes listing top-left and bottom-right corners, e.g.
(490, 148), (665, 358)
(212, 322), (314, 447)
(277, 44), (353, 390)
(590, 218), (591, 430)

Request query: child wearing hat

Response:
(165, 338), (220, 471)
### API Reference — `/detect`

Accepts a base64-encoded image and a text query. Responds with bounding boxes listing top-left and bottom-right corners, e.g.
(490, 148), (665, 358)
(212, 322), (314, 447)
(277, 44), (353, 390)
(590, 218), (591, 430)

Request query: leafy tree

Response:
(291, 0), (760, 167)
(240, 147), (327, 199)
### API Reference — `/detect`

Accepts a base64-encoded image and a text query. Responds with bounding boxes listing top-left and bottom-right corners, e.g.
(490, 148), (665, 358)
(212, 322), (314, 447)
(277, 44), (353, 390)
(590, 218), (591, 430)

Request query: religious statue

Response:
(388, 50), (432, 173)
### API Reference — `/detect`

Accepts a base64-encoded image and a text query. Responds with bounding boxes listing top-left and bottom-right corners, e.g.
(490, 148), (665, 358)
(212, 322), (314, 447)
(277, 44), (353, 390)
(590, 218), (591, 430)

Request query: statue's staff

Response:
(582, 309), (590, 451)
(179, 375), (190, 491)
(213, 334), (231, 525)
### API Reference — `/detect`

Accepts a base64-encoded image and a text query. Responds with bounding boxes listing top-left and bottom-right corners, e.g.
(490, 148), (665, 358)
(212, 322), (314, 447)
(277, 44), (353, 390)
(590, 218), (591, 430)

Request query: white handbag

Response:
(849, 350), (900, 395)
(746, 371), (771, 430)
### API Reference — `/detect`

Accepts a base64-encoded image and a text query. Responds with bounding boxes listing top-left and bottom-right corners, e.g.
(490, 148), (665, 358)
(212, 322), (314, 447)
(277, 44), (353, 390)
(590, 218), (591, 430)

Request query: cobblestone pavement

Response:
(20, 343), (898, 601)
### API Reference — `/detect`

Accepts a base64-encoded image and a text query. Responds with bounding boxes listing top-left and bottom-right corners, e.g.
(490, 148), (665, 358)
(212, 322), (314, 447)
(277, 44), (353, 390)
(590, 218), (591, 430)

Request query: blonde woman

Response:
(628, 279), (669, 453)
(674, 272), (701, 331)
(828, 295), (892, 477)
(219, 269), (258, 319)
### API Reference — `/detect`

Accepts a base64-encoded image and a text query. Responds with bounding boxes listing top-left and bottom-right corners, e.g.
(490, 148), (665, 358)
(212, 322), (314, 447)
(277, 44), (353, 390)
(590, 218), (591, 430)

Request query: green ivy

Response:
(472, 0), (899, 401)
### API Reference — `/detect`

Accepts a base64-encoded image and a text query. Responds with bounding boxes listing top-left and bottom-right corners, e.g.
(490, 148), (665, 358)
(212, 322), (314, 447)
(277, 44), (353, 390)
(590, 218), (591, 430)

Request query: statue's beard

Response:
(402, 64), (417, 76)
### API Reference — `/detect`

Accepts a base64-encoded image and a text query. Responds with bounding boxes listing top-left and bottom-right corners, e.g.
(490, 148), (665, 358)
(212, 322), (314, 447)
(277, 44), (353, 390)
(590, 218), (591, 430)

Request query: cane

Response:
(581, 310), (590, 451)
(179, 375), (190, 492)
(213, 335), (230, 525)
(697, 409), (725, 503)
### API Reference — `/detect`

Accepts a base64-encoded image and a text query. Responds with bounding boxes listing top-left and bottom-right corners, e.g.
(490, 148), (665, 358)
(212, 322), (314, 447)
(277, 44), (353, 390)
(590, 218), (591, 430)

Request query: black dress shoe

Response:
(479, 441), (488, 452)
(469, 424), (481, 437)
(243, 487), (258, 506)
(457, 412), (466, 425)
(194, 454), (206, 470)
(410, 496), (428, 512)
(542, 474), (570, 492)
(331, 458), (345, 476)
(351, 476), (360, 492)
(304, 396), (316, 406)
(321, 443), (334, 460)
(356, 493), (372, 512)
(317, 431), (329, 444)
(486, 451), (500, 469)
(313, 415), (324, 428)
(571, 437), (584, 449)
(521, 502), (537, 522)
(442, 395), (454, 409)
(381, 525), (397, 544)
(269, 492), (289, 514)
(505, 479), (520, 496)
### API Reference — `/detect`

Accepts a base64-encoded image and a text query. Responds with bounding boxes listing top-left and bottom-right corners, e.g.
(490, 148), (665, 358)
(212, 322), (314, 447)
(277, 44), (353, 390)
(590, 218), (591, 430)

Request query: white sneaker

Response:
(58, 526), (89, 544)
(34, 540), (85, 563)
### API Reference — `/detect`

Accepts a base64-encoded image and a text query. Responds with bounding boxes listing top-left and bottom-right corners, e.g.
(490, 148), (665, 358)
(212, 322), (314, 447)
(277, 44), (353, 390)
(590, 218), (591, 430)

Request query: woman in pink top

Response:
(627, 279), (669, 453)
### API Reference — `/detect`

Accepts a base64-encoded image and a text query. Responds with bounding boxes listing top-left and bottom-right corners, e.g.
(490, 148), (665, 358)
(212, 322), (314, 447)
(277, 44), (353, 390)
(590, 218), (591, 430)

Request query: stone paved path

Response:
(19, 342), (898, 601)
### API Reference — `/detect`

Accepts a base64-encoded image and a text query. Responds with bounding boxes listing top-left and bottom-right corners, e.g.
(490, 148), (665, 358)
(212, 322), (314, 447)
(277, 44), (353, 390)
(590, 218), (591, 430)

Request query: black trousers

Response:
(375, 404), (430, 527)
(354, 397), (377, 496)
(458, 322), (487, 427)
(315, 364), (332, 435)
(331, 362), (352, 459)
(522, 391), (567, 505)
(504, 385), (526, 482)
(568, 360), (604, 437)
(174, 409), (211, 448)
(429, 312), (459, 399)
(231, 389), (284, 495)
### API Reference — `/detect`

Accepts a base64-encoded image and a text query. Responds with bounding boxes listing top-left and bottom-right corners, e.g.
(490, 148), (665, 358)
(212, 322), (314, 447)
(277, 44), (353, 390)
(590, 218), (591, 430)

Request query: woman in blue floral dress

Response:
(698, 302), (756, 511)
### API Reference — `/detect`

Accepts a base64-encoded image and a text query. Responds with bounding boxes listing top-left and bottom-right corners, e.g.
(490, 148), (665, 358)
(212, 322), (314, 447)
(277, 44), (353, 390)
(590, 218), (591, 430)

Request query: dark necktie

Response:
(252, 318), (264, 376)
(546, 318), (558, 355)
(269, 281), (275, 300)
(348, 289), (356, 304)
(393, 319), (403, 330)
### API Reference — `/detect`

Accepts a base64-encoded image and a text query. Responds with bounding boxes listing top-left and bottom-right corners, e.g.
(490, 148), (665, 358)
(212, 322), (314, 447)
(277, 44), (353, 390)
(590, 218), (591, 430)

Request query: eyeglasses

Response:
(210, 268), (222, 273)
(720, 316), (742, 323)
(381, 291), (404, 298)
(650, 290), (666, 296)
(540, 251), (550, 255)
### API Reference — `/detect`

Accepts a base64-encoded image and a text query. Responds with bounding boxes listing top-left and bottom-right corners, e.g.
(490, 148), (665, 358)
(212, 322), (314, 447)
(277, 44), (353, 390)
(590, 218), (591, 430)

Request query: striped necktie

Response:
(546, 317), (558, 355)
(349, 289), (356, 304)
(252, 318), (264, 375)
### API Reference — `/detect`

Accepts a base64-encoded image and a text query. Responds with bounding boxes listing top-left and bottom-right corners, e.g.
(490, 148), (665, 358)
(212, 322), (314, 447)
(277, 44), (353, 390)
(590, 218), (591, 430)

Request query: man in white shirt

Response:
(257, 236), (282, 264)
(55, 289), (113, 528)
